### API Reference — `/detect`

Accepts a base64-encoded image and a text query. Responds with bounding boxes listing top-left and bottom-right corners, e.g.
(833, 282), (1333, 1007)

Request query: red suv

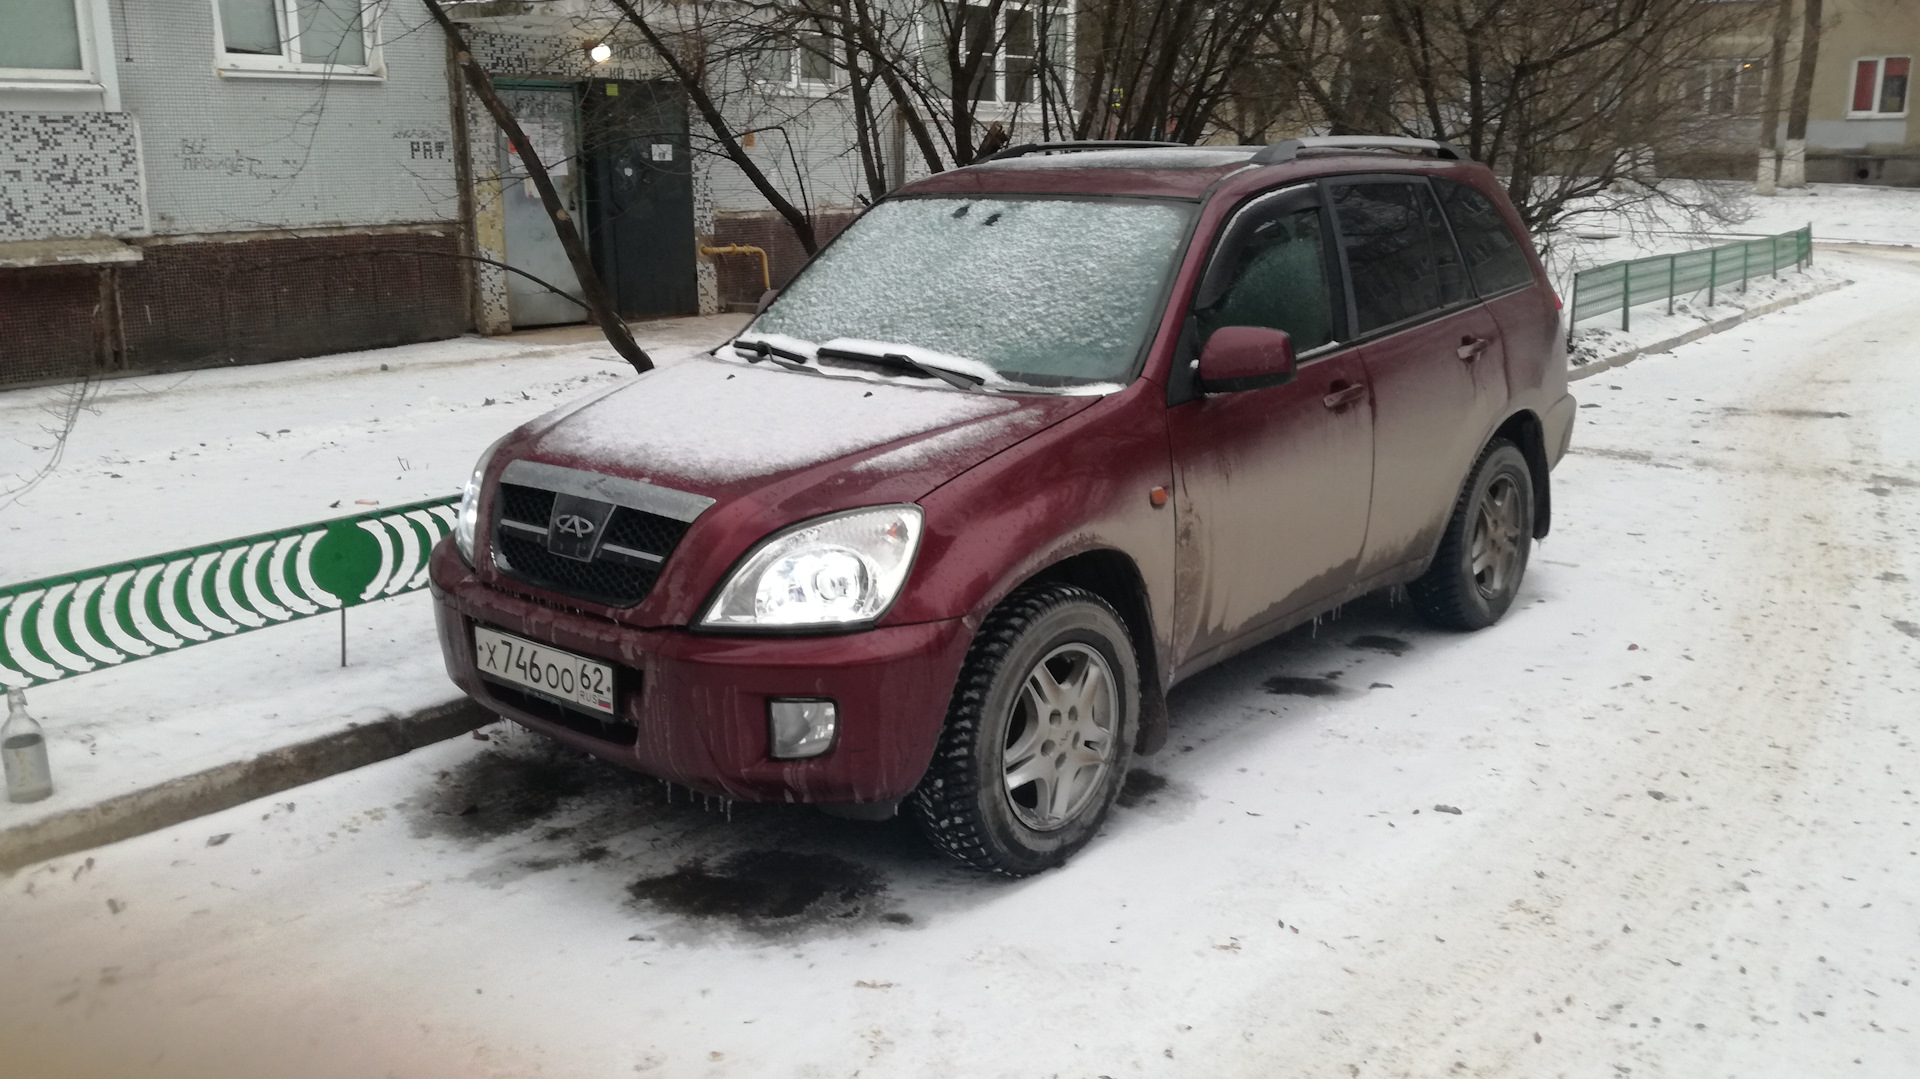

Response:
(430, 136), (1575, 875)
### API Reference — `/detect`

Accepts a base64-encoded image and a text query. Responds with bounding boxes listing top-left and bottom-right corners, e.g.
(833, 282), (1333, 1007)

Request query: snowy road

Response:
(5, 249), (1919, 1079)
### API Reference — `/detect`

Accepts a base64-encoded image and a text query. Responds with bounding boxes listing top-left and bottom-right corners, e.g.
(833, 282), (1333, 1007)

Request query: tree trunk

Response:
(420, 0), (653, 373)
(1782, 0), (1823, 188)
(1756, 0), (1790, 195)
(604, 0), (819, 254)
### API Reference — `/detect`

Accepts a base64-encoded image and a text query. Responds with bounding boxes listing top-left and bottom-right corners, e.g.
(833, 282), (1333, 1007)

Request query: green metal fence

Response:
(1568, 226), (1813, 334)
(0, 496), (458, 690)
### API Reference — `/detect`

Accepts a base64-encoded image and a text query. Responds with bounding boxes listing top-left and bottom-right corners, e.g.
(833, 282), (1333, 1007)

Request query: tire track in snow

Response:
(1219, 251), (1920, 1078)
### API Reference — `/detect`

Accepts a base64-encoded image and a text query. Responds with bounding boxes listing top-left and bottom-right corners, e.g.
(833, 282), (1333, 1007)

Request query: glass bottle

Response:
(3, 688), (52, 803)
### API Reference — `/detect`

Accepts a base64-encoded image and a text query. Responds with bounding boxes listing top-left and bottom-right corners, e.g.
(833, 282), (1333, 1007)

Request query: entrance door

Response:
(498, 84), (588, 328)
(582, 80), (697, 318)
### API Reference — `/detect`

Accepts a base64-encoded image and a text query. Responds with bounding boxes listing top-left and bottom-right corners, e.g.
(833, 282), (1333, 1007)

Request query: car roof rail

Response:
(1250, 135), (1467, 166)
(985, 140), (1188, 162)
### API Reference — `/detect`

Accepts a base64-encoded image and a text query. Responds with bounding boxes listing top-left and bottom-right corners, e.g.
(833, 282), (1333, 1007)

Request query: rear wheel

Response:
(1410, 439), (1534, 630)
(910, 583), (1138, 877)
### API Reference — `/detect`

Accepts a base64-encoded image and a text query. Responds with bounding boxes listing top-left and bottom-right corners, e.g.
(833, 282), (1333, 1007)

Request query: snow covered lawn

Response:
(0, 315), (744, 835)
(1547, 182), (1920, 367)
(3, 249), (1917, 1078)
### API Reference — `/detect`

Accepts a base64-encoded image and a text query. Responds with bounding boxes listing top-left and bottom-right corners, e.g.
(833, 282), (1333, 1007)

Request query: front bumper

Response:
(428, 540), (972, 804)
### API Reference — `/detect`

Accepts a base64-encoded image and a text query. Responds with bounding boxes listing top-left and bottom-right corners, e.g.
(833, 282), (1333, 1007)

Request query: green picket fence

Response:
(0, 496), (459, 690)
(1568, 226), (1813, 334)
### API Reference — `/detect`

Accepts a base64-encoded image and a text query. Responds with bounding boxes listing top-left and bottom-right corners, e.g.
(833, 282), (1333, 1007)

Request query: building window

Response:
(1695, 57), (1764, 116)
(1850, 56), (1910, 118)
(932, 2), (1065, 107)
(793, 30), (839, 91)
(0, 0), (116, 92)
(754, 26), (841, 94)
(212, 0), (381, 78)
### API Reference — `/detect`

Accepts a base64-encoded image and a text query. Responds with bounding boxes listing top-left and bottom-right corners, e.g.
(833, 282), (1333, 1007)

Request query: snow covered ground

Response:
(3, 247), (1918, 1077)
(0, 315), (744, 834)
(1546, 182), (1920, 366)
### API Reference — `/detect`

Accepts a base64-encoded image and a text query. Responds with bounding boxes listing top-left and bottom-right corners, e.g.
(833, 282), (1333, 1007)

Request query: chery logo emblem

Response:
(554, 514), (596, 538)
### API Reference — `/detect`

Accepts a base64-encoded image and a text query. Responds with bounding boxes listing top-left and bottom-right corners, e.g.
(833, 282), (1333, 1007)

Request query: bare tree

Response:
(1756, 0), (1791, 195)
(1255, 0), (1755, 234)
(1781, 0), (1824, 188)
(421, 0), (654, 373)
(604, 0), (823, 252)
(1073, 0), (1289, 143)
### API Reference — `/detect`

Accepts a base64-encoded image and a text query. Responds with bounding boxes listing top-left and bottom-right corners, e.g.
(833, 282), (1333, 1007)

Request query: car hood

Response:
(514, 354), (1096, 513)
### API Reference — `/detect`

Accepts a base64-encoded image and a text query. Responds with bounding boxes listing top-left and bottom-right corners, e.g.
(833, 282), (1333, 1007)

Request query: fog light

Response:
(768, 698), (836, 759)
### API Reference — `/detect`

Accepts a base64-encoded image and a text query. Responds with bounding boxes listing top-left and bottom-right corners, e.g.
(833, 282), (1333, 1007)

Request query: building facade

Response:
(0, 0), (1066, 386)
(1, 0), (471, 387)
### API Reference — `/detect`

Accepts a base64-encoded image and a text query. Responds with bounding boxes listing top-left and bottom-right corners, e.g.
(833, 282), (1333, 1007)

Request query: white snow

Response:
(750, 195), (1190, 385)
(1543, 182), (1920, 365)
(3, 248), (1920, 1077)
(0, 317), (745, 836)
(532, 355), (1017, 485)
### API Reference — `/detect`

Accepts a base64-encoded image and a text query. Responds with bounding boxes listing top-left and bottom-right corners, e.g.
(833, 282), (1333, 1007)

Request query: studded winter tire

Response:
(1409, 439), (1534, 631)
(909, 583), (1139, 877)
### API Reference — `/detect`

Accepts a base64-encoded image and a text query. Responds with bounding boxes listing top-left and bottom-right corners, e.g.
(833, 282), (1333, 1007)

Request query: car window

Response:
(1432, 178), (1535, 295)
(1195, 203), (1336, 352)
(1331, 181), (1468, 334)
(750, 196), (1194, 387)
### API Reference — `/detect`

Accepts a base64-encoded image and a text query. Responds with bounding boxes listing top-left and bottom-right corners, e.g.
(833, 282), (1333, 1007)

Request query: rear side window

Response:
(1433, 178), (1536, 295)
(1331, 181), (1468, 334)
(1196, 203), (1337, 352)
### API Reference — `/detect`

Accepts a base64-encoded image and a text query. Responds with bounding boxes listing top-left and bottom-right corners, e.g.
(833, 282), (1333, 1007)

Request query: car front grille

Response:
(491, 477), (698, 608)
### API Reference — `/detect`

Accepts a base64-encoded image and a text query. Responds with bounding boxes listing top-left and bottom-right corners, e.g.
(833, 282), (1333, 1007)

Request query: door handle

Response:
(1457, 335), (1490, 361)
(1322, 381), (1367, 411)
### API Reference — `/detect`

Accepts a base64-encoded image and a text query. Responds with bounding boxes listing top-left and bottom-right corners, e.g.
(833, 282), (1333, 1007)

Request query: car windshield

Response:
(747, 195), (1195, 388)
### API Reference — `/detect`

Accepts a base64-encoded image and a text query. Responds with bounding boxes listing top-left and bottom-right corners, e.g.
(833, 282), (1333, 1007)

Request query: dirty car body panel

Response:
(430, 140), (1573, 826)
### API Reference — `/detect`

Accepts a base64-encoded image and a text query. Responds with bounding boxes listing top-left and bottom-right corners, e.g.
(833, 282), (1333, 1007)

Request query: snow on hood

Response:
(528, 355), (1028, 490)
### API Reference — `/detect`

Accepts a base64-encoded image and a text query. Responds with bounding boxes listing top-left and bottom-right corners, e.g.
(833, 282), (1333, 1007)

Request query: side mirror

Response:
(1197, 326), (1296, 394)
(755, 289), (779, 315)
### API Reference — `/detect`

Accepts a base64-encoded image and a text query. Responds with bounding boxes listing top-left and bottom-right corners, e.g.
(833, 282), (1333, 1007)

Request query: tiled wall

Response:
(119, 229), (468, 373)
(108, 1), (459, 235)
(0, 112), (148, 241)
(0, 269), (110, 385)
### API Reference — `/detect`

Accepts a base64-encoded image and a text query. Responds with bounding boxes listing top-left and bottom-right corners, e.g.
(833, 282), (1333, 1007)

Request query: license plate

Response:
(473, 626), (616, 717)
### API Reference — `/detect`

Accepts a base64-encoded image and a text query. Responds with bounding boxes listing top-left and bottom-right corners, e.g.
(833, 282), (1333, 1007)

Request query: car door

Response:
(1329, 178), (1509, 580)
(1167, 185), (1374, 674)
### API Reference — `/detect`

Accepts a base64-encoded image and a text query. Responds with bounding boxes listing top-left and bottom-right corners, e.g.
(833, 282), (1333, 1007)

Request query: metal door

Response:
(1167, 186), (1373, 673)
(498, 85), (588, 328)
(1328, 178), (1509, 578)
(581, 79), (697, 318)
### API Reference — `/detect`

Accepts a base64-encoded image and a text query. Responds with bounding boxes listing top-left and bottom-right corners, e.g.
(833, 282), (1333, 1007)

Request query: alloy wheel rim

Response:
(1470, 474), (1524, 599)
(1002, 642), (1118, 831)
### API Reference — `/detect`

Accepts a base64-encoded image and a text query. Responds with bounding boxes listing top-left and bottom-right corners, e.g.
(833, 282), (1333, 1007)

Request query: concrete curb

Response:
(1568, 277), (1854, 383)
(0, 698), (491, 875)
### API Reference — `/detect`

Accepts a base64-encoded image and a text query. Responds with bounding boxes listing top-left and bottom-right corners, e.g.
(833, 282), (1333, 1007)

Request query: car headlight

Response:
(454, 436), (509, 565)
(701, 505), (924, 629)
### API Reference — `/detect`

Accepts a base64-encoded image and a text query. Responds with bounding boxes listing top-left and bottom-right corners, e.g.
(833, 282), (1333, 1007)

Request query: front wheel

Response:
(910, 583), (1139, 877)
(1410, 439), (1534, 630)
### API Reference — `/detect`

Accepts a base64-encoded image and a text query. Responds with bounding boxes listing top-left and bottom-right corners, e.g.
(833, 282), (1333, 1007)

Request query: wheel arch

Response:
(1491, 409), (1551, 539)
(1024, 549), (1169, 757)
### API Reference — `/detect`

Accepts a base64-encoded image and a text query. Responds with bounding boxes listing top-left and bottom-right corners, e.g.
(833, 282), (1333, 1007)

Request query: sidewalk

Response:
(0, 313), (747, 872)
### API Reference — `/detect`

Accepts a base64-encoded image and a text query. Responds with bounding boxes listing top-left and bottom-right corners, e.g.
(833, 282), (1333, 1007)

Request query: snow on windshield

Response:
(532, 356), (1016, 484)
(751, 197), (1193, 385)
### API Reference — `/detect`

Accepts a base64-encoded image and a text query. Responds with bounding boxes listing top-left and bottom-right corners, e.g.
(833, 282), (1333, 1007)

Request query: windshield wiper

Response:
(731, 337), (820, 374)
(815, 345), (987, 392)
